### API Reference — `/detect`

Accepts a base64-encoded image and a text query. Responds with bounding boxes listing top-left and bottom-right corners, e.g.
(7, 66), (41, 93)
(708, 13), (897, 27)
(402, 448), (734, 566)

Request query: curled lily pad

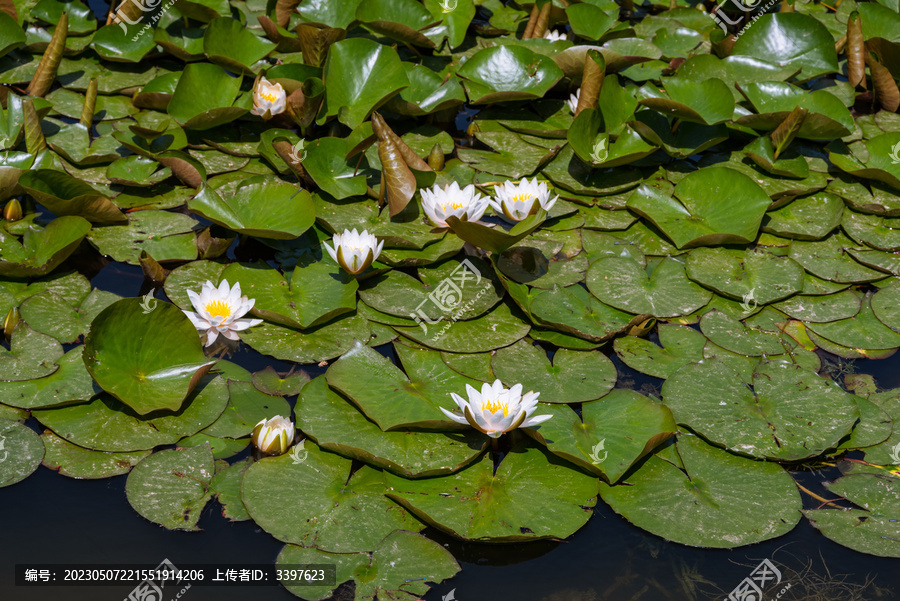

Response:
(125, 443), (215, 531)
(189, 180), (315, 239)
(0, 418), (44, 488)
(167, 63), (248, 130)
(0, 216), (92, 277)
(241, 445), (424, 553)
(662, 358), (859, 461)
(385, 441), (599, 543)
(457, 45), (564, 104)
(19, 170), (125, 223)
(626, 167), (771, 248)
(203, 17), (276, 75)
(599, 434), (801, 548)
(637, 77), (735, 126)
(83, 298), (217, 415)
(730, 13), (839, 80)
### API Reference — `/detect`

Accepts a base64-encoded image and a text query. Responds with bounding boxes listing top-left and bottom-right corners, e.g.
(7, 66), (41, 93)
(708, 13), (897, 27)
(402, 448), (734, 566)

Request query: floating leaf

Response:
(0, 215), (92, 277)
(0, 418), (44, 487)
(41, 429), (149, 479)
(189, 180), (315, 239)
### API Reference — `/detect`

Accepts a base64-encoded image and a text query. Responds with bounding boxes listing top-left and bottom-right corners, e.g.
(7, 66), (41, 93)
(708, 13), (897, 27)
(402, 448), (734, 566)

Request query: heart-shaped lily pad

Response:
(83, 298), (217, 415)
(0, 346), (96, 409)
(490, 339), (616, 404)
(685, 247), (805, 304)
(613, 324), (706, 379)
(587, 256), (713, 318)
(167, 63), (248, 130)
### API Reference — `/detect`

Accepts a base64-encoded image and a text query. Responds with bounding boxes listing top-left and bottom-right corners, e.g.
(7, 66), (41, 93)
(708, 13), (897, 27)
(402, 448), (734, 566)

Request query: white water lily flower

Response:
(440, 379), (552, 438)
(543, 29), (566, 42)
(420, 181), (490, 228)
(183, 280), (263, 347)
(252, 416), (295, 455)
(252, 77), (286, 118)
(324, 228), (384, 274)
(567, 88), (580, 114)
(489, 177), (558, 222)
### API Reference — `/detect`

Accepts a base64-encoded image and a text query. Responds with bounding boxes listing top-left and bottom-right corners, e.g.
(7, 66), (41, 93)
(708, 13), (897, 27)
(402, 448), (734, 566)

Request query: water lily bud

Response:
(427, 143), (445, 171)
(324, 228), (384, 275)
(251, 416), (295, 455)
(465, 121), (480, 138)
(251, 77), (286, 119)
(3, 307), (19, 339)
(4, 198), (22, 222)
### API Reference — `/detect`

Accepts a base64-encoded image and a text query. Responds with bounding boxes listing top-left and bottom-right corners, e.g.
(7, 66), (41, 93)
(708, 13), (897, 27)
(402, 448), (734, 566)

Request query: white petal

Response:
(440, 406), (469, 425)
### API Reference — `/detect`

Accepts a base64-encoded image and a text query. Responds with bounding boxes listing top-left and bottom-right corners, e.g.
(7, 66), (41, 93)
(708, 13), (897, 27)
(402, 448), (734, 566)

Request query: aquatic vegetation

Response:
(2, 0), (900, 597)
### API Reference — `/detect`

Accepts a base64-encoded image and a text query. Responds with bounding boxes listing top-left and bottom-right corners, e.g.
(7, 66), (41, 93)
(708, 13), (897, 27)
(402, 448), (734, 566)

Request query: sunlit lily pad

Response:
(0, 324), (62, 382)
(40, 429), (149, 479)
(457, 45), (564, 104)
(685, 247), (804, 304)
(83, 299), (217, 415)
(87, 210), (199, 265)
(242, 445), (424, 552)
(490, 339), (615, 404)
(0, 347), (96, 410)
(599, 434), (801, 548)
(0, 216), (92, 277)
(239, 311), (372, 364)
(527, 390), (676, 482)
(298, 375), (486, 478)
(393, 302), (530, 352)
(385, 442), (599, 542)
(613, 324), (706, 379)
(806, 294), (900, 351)
(0, 418), (44, 488)
(662, 358), (859, 460)
(126, 443), (215, 531)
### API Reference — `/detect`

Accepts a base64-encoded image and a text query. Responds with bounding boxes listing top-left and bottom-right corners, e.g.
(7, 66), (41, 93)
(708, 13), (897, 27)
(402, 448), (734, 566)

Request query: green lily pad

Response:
(490, 339), (615, 404)
(385, 441), (599, 542)
(599, 434), (801, 548)
(587, 256), (713, 318)
(200, 380), (291, 439)
(804, 473), (900, 558)
(325, 340), (464, 430)
(167, 62), (248, 130)
(19, 170), (125, 223)
(163, 260), (227, 311)
(252, 366), (309, 397)
(730, 13), (839, 80)
(838, 395), (893, 451)
(33, 375), (228, 452)
(626, 167), (771, 248)
(203, 17), (276, 75)
(242, 445), (424, 552)
(457, 45), (564, 104)
(356, 0), (438, 47)
(239, 311), (372, 364)
(302, 137), (368, 200)
(92, 24), (158, 63)
(529, 284), (634, 342)
(662, 358), (859, 460)
(40, 429), (149, 479)
(762, 192), (844, 240)
(0, 216), (92, 278)
(828, 134), (900, 191)
(736, 82), (854, 139)
(773, 289), (862, 323)
(842, 208), (900, 252)
(807, 294), (900, 351)
(208, 457), (251, 520)
(638, 77), (735, 126)
(19, 289), (120, 344)
(393, 301), (530, 352)
(699, 310), (788, 356)
(527, 390), (676, 483)
(87, 210), (199, 265)
(685, 247), (804, 304)
(83, 298), (216, 415)
(384, 63), (466, 116)
(0, 346), (96, 410)
(613, 324), (706, 379)
(863, 389), (900, 465)
(0, 418), (44, 488)
(276, 530), (459, 601)
(178, 433), (249, 460)
(189, 180), (315, 240)
(0, 12), (26, 58)
(125, 443), (215, 531)
(788, 233), (887, 284)
(298, 375), (485, 478)
(319, 38), (408, 129)
(0, 324), (62, 382)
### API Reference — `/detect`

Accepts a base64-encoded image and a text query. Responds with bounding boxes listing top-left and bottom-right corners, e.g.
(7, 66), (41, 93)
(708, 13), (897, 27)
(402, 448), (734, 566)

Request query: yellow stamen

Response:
(204, 300), (232, 319)
(259, 91), (278, 102)
(511, 193), (534, 203)
(482, 399), (509, 416)
(440, 202), (465, 211)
